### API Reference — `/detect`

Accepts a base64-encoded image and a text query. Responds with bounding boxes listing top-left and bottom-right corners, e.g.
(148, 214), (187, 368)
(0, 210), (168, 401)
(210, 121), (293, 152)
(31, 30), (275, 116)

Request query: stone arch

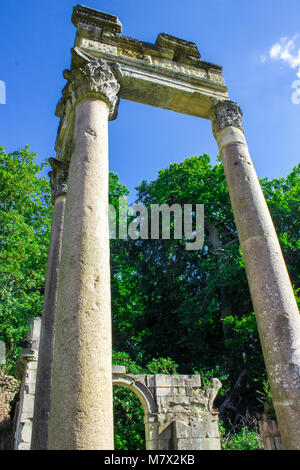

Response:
(112, 373), (157, 415)
(112, 372), (158, 450)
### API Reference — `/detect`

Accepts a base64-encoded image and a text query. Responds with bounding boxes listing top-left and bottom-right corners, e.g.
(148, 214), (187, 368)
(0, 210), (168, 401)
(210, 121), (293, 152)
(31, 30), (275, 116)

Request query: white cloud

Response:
(269, 35), (300, 77)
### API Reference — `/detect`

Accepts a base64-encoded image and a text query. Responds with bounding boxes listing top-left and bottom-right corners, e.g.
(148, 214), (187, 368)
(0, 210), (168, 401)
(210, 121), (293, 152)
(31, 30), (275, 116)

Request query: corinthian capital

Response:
(48, 158), (68, 203)
(210, 100), (243, 138)
(62, 47), (120, 120)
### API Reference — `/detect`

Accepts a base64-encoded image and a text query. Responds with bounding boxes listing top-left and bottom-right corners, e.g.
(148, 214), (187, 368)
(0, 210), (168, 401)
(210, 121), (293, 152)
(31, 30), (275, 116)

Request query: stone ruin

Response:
(112, 367), (221, 450)
(13, 318), (222, 450)
(1, 4), (299, 450)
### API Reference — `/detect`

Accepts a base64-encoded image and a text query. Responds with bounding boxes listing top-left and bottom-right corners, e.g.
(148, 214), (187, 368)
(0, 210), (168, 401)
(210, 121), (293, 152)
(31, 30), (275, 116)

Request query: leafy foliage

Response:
(0, 146), (52, 373)
(221, 426), (263, 451)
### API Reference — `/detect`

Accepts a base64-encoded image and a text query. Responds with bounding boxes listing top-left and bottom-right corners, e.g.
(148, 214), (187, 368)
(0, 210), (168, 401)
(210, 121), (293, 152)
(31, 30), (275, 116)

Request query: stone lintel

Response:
(69, 6), (228, 120)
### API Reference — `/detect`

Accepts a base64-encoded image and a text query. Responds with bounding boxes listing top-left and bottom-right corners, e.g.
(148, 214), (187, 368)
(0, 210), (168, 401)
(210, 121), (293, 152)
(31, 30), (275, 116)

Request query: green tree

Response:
(261, 165), (300, 292)
(110, 155), (299, 428)
(0, 146), (52, 373)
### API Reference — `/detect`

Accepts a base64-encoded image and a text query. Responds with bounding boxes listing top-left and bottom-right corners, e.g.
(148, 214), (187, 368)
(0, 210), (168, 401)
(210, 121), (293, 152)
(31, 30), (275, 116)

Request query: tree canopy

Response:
(0, 146), (52, 372)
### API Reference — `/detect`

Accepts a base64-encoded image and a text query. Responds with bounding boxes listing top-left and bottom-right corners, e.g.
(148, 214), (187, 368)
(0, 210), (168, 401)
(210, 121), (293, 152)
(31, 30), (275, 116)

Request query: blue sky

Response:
(0, 0), (299, 200)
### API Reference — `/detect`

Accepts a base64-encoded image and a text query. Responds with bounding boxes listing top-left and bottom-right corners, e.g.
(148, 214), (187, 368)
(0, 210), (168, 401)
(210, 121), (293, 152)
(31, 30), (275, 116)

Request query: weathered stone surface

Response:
(203, 437), (221, 450)
(14, 318), (40, 451)
(72, 5), (123, 36)
(62, 47), (120, 120)
(211, 100), (243, 136)
(48, 98), (113, 450)
(176, 438), (204, 450)
(48, 158), (68, 202)
(0, 374), (19, 450)
(259, 419), (283, 450)
(31, 192), (66, 450)
(211, 100), (300, 450)
(112, 365), (126, 374)
(17, 351), (222, 451)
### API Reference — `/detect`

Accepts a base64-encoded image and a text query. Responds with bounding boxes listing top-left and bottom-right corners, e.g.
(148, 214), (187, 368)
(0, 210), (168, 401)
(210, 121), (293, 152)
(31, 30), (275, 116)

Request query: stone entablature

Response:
(72, 6), (228, 118)
(54, 5), (229, 163)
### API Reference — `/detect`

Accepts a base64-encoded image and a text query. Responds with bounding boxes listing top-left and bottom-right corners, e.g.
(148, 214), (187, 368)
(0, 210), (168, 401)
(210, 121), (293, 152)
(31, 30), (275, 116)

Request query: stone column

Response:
(210, 100), (300, 450)
(31, 160), (68, 449)
(47, 49), (120, 450)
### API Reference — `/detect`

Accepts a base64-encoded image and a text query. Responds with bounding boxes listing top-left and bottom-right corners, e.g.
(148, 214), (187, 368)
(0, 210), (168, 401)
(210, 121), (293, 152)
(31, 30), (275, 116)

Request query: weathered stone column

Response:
(48, 49), (120, 450)
(31, 160), (68, 449)
(210, 100), (300, 450)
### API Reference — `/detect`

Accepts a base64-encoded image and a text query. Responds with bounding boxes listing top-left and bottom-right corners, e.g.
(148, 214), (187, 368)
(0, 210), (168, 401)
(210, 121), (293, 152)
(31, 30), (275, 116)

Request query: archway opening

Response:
(113, 384), (145, 450)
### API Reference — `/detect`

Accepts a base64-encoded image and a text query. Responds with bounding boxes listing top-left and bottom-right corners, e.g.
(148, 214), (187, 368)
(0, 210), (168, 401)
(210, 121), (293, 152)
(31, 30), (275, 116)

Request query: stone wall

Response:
(259, 419), (283, 450)
(0, 374), (19, 450)
(113, 369), (222, 450)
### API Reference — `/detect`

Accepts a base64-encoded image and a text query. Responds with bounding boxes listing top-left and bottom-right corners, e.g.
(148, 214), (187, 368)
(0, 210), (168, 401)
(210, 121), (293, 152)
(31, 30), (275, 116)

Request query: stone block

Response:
(188, 375), (202, 387)
(176, 438), (204, 450)
(157, 395), (191, 411)
(24, 368), (37, 384)
(159, 439), (172, 450)
(155, 387), (173, 397)
(202, 437), (221, 450)
(24, 382), (36, 395)
(20, 395), (35, 415)
(112, 365), (126, 374)
(19, 421), (32, 444)
(173, 420), (192, 440)
(152, 375), (174, 387)
(145, 375), (156, 388)
(18, 442), (31, 451)
(203, 416), (220, 438)
(190, 419), (205, 438)
(170, 396), (191, 406)
(143, 414), (158, 424)
(145, 422), (159, 441)
(147, 439), (159, 450)
(158, 422), (173, 440)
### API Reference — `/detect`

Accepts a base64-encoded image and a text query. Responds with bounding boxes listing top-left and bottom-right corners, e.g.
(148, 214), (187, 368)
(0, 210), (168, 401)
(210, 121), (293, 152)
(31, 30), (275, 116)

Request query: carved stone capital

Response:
(62, 47), (120, 120)
(210, 100), (243, 137)
(48, 158), (68, 202)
